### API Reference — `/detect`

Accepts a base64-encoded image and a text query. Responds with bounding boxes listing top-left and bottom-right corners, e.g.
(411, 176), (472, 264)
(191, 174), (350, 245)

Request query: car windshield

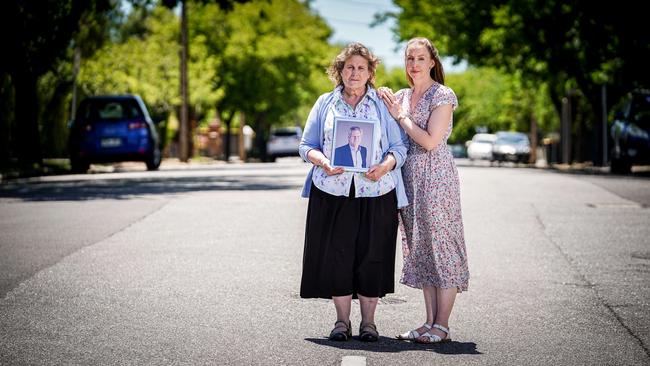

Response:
(474, 136), (495, 143)
(272, 129), (300, 137)
(78, 99), (144, 122)
(496, 134), (528, 144)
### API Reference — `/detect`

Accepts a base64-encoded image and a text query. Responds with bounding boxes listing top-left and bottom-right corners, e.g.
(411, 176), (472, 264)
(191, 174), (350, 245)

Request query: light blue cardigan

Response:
(299, 87), (409, 208)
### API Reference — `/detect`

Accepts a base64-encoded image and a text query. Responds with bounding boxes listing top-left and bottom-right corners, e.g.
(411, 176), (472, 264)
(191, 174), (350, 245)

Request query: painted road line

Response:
(341, 355), (366, 366)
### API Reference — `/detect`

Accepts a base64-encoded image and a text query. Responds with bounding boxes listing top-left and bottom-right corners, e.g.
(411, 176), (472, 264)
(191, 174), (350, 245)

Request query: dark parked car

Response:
(68, 95), (161, 172)
(449, 143), (467, 158)
(610, 90), (650, 173)
(491, 131), (531, 163)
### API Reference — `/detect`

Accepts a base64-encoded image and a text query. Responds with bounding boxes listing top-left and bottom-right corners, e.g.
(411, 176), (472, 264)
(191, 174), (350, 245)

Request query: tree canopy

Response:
(0, 0), (116, 166)
(216, 0), (334, 156)
(7, 0), (616, 168)
(387, 0), (650, 162)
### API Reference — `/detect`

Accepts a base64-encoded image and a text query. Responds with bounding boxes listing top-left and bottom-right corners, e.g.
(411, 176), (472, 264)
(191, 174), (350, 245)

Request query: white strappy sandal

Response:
(416, 324), (452, 344)
(396, 323), (432, 340)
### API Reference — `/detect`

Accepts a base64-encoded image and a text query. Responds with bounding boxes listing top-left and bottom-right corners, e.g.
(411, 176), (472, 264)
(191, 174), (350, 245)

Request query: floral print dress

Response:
(397, 82), (469, 292)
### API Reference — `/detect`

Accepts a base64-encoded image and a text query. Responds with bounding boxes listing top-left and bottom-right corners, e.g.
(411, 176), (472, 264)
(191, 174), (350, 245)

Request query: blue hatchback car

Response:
(68, 95), (161, 172)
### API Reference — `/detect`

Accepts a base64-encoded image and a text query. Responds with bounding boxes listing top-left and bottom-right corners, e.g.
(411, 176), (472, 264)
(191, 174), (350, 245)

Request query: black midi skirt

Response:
(300, 182), (398, 299)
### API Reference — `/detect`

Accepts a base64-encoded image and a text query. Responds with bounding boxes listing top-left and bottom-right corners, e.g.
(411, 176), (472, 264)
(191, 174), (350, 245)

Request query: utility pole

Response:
(561, 95), (572, 165)
(70, 47), (81, 121)
(529, 114), (538, 164)
(179, 0), (189, 162)
(601, 85), (608, 166)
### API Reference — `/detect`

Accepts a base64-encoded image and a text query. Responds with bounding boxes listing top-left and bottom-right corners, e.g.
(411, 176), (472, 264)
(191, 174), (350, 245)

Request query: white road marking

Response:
(341, 355), (366, 366)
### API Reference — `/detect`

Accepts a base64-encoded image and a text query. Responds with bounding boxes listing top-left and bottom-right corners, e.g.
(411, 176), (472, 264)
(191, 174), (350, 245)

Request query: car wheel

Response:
(70, 158), (89, 173)
(146, 147), (161, 171)
(610, 157), (631, 174)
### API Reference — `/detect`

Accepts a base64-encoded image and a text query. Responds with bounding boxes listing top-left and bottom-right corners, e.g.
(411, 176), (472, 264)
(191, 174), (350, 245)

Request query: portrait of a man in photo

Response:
(333, 126), (367, 169)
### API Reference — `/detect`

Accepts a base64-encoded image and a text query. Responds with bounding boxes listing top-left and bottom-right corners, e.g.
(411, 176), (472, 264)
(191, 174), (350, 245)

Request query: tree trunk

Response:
(600, 85), (608, 166)
(0, 73), (14, 166)
(254, 113), (268, 160)
(529, 113), (538, 164)
(561, 95), (572, 164)
(179, 0), (189, 162)
(585, 88), (607, 166)
(13, 72), (42, 166)
(42, 79), (73, 158)
(220, 111), (234, 161)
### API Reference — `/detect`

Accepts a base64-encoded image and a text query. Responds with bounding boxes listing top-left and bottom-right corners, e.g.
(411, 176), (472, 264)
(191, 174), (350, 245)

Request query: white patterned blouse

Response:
(312, 86), (396, 198)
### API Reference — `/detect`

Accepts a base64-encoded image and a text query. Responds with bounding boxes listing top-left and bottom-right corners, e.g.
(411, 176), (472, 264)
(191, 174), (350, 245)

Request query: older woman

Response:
(299, 43), (408, 342)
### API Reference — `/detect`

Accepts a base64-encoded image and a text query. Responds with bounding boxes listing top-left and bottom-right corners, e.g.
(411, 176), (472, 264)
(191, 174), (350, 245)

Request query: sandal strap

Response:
(398, 328), (420, 339)
(419, 331), (443, 343)
(359, 322), (378, 335)
(330, 320), (351, 339)
(407, 329), (420, 338)
(332, 320), (350, 333)
(334, 320), (350, 328)
(398, 324), (432, 340)
(432, 324), (449, 335)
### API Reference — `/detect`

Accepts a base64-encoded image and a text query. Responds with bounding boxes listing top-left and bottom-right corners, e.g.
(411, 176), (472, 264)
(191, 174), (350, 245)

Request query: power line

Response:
(324, 0), (398, 10)
(325, 16), (371, 26)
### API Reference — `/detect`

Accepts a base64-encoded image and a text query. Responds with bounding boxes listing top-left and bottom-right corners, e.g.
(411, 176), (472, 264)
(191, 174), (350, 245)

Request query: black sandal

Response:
(329, 320), (351, 341)
(359, 322), (379, 342)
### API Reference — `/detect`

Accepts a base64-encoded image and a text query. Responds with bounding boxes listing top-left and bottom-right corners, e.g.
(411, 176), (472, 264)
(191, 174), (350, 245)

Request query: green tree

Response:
(78, 5), (221, 152)
(387, 0), (649, 163)
(216, 0), (333, 159)
(375, 65), (409, 93)
(446, 67), (558, 143)
(39, 6), (121, 159)
(0, 0), (115, 167)
(160, 0), (248, 161)
(373, 64), (558, 146)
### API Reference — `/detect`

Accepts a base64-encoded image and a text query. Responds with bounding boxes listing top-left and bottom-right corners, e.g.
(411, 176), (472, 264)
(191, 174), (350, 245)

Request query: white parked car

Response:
(467, 133), (497, 161)
(267, 126), (302, 162)
(492, 131), (531, 163)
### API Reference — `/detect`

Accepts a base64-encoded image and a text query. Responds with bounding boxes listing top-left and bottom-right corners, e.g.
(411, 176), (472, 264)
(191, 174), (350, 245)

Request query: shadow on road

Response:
(0, 174), (304, 201)
(455, 159), (650, 178)
(304, 337), (481, 355)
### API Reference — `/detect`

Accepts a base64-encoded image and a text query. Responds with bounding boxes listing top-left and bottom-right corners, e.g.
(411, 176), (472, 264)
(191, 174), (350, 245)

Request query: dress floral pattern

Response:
(397, 82), (469, 292)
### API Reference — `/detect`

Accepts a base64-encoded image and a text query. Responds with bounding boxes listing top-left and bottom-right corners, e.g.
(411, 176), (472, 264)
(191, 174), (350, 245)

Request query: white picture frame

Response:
(331, 116), (379, 172)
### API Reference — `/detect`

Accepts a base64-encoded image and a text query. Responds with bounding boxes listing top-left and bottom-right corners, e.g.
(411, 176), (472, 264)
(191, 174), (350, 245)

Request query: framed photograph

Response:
(331, 116), (379, 172)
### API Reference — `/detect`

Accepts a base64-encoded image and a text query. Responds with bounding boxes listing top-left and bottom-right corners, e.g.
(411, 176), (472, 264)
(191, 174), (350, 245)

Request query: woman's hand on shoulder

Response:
(378, 87), (402, 121)
(377, 86), (393, 98)
(377, 86), (394, 106)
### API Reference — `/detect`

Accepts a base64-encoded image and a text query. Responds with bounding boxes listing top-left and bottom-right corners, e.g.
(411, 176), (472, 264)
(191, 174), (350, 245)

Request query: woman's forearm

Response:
(381, 153), (397, 171)
(397, 105), (451, 152)
(307, 149), (328, 167)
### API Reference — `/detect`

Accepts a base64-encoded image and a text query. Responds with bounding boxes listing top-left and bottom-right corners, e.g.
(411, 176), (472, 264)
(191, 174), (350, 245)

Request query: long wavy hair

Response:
(327, 42), (379, 89)
(405, 37), (445, 87)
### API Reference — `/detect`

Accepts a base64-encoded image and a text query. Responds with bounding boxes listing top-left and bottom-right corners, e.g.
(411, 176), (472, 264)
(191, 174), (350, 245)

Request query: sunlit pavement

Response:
(1, 158), (649, 365)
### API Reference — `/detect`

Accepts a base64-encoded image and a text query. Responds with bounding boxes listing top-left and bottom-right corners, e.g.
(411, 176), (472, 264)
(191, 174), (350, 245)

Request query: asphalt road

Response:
(1, 158), (649, 365)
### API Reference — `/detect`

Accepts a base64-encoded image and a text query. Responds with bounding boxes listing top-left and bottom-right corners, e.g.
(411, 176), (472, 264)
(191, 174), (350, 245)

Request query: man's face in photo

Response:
(348, 129), (362, 150)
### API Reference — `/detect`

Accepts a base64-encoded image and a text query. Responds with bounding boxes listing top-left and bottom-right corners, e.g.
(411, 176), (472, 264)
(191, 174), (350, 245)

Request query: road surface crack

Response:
(532, 203), (650, 359)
